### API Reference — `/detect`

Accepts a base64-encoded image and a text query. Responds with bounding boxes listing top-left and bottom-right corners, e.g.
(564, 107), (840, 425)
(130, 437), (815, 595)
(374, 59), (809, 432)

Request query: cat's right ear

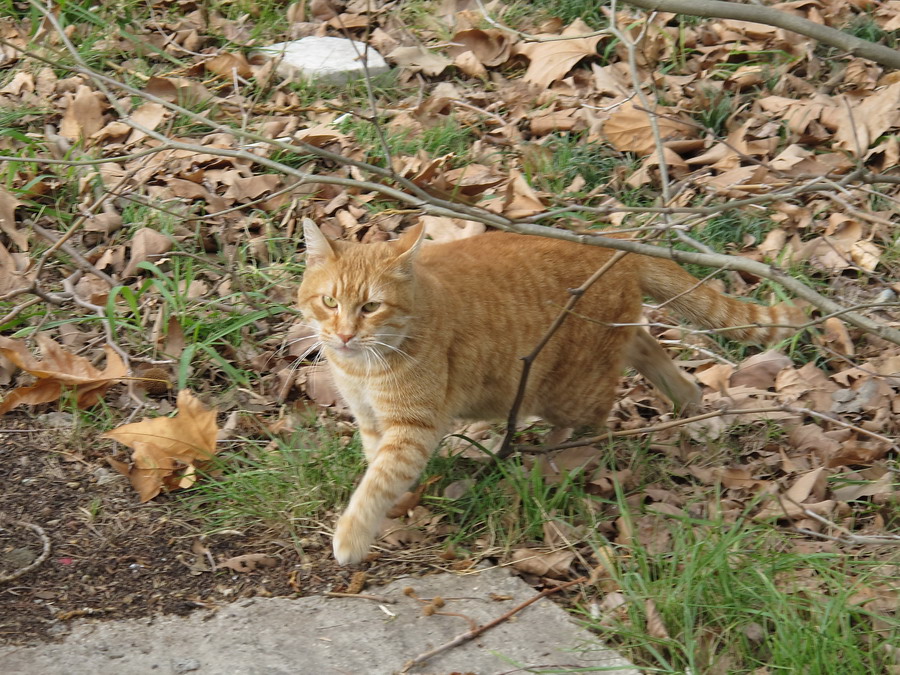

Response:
(302, 218), (336, 268)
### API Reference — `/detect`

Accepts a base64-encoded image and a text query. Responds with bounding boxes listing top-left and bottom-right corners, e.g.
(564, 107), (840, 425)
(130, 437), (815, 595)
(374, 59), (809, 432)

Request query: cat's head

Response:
(296, 219), (424, 364)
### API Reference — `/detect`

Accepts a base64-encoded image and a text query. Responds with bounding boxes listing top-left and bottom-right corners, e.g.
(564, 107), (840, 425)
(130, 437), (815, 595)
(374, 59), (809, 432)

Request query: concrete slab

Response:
(2, 566), (637, 674)
(256, 37), (390, 84)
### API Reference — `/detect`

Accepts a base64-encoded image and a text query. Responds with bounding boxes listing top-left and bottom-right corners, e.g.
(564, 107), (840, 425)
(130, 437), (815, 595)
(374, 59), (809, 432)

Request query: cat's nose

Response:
(337, 333), (354, 344)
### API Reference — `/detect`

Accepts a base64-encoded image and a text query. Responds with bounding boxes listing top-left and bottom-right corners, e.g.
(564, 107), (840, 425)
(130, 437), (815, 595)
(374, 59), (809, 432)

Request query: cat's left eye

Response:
(361, 301), (381, 313)
(322, 296), (338, 308)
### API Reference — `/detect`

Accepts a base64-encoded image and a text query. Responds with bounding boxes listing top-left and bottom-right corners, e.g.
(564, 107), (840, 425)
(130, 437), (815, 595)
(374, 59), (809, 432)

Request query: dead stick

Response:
(400, 576), (588, 673)
(0, 515), (51, 583)
(529, 405), (788, 452)
(323, 591), (396, 603)
(496, 252), (630, 459)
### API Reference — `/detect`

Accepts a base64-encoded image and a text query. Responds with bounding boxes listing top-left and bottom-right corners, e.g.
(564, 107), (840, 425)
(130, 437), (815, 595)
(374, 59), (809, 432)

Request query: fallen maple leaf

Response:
(387, 45), (451, 76)
(103, 389), (219, 501)
(517, 19), (603, 88)
(59, 84), (105, 142)
(122, 227), (173, 277)
(510, 547), (575, 579)
(602, 100), (695, 156)
(0, 334), (127, 414)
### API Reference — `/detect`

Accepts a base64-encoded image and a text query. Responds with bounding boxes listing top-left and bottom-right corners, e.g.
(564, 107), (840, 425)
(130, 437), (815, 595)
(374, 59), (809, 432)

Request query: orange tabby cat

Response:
(296, 219), (804, 564)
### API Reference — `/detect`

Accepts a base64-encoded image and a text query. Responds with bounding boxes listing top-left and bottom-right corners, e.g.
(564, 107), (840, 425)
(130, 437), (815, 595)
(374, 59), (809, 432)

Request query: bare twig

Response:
(620, 0), (900, 69)
(323, 591), (396, 603)
(400, 576), (588, 673)
(524, 405), (788, 453)
(0, 514), (52, 583)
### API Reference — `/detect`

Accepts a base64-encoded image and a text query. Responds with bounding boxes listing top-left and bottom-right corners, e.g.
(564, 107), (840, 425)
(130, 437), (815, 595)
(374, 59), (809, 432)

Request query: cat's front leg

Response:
(333, 421), (444, 565)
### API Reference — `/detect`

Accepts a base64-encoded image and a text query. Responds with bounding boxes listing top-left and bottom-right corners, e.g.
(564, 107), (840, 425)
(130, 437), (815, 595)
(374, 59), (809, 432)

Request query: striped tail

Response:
(638, 257), (806, 343)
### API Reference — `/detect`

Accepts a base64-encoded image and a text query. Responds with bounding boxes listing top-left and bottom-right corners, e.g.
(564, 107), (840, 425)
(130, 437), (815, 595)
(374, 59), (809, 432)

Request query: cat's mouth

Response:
(328, 340), (361, 354)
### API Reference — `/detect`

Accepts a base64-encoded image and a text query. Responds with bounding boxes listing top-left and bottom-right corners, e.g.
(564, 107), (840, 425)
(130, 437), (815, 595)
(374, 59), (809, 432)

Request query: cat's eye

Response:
(322, 296), (338, 308)
(361, 301), (381, 313)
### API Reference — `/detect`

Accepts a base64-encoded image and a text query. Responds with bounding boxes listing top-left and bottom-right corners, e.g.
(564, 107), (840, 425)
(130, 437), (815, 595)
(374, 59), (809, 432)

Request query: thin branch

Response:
(620, 0), (900, 70)
(323, 591), (396, 603)
(525, 405), (787, 453)
(524, 400), (898, 454)
(0, 515), (52, 583)
(400, 576), (588, 673)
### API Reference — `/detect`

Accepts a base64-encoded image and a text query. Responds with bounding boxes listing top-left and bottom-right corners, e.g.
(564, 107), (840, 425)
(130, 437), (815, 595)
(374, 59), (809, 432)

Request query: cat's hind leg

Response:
(626, 327), (700, 414)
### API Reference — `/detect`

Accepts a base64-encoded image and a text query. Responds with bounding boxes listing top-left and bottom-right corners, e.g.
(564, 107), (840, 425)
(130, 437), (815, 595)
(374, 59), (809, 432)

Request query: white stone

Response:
(256, 36), (390, 84)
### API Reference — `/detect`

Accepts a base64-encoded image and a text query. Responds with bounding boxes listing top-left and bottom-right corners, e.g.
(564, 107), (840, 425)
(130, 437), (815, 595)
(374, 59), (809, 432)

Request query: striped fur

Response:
(296, 221), (805, 564)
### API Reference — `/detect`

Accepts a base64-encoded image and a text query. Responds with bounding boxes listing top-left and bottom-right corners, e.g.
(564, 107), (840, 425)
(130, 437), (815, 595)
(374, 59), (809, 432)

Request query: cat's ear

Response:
(394, 223), (425, 265)
(302, 218), (336, 267)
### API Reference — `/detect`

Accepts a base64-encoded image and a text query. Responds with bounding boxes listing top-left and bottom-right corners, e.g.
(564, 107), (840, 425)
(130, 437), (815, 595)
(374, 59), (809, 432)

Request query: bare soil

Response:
(0, 419), (402, 645)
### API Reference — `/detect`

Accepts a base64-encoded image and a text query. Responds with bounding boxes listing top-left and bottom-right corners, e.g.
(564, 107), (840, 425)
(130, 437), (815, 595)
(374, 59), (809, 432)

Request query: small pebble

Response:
(36, 412), (75, 428)
(172, 658), (202, 673)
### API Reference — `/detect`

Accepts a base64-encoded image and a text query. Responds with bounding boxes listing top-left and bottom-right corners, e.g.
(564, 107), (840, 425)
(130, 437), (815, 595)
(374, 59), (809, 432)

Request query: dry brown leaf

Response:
(510, 547), (575, 579)
(387, 45), (451, 76)
(122, 228), (173, 277)
(498, 170), (545, 218)
(0, 186), (27, 250)
(420, 215), (485, 242)
(833, 82), (900, 155)
(204, 52), (252, 79)
(294, 124), (346, 147)
(453, 50), (488, 79)
(298, 363), (346, 411)
(220, 553), (278, 572)
(849, 240), (881, 271)
(827, 441), (891, 468)
(776, 363), (838, 409)
(59, 85), (105, 141)
(442, 479), (475, 500)
(447, 28), (512, 67)
(387, 476), (440, 518)
(126, 102), (169, 144)
(832, 472), (895, 501)
(714, 466), (769, 491)
(602, 100), (694, 155)
(530, 108), (579, 135)
(695, 363), (734, 390)
(441, 164), (505, 195)
(755, 497), (835, 521)
(0, 241), (33, 294)
(517, 19), (602, 88)
(103, 390), (219, 501)
(223, 174), (282, 201)
(645, 598), (670, 640)
(785, 467), (827, 503)
(144, 76), (212, 106)
(730, 351), (793, 390)
(616, 514), (672, 554)
(818, 317), (855, 357)
(0, 334), (127, 414)
(539, 445), (601, 485)
(379, 518), (426, 548)
(542, 518), (581, 548)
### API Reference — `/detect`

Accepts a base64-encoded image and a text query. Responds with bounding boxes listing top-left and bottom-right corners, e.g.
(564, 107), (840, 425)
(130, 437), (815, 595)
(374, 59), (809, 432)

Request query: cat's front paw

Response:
(333, 512), (374, 565)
